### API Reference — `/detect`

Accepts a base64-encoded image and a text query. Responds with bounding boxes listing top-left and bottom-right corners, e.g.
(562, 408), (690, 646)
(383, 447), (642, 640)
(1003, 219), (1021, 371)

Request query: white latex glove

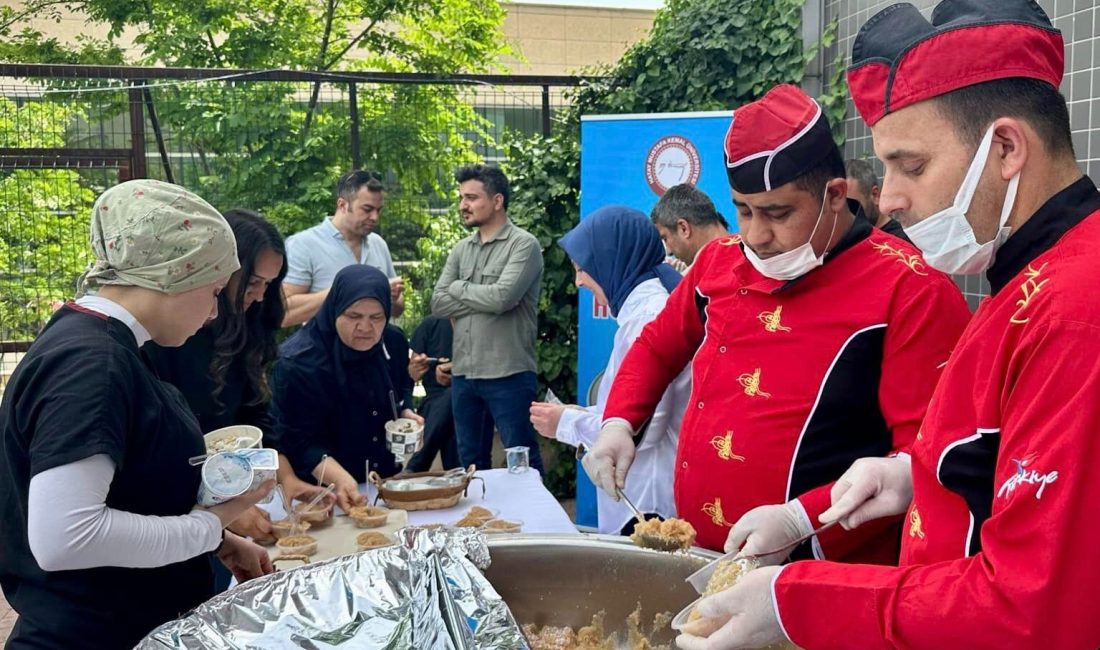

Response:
(819, 455), (913, 530)
(581, 420), (636, 499)
(676, 565), (786, 650)
(724, 502), (812, 565)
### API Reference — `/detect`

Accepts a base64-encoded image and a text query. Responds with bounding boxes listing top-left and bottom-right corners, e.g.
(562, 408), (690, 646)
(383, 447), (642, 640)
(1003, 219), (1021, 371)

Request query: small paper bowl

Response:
(347, 505), (390, 528)
(276, 535), (317, 557)
(480, 518), (523, 534)
(203, 425), (263, 454)
(270, 519), (311, 540)
(356, 531), (393, 551)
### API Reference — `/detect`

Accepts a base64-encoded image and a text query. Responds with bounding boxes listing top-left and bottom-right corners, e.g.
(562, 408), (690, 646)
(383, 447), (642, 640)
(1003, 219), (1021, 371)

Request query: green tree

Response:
(0, 97), (96, 341)
(0, 0), (514, 334)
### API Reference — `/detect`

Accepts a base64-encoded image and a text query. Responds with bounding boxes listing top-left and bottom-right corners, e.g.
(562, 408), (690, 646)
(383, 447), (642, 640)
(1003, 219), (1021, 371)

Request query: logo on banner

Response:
(592, 301), (610, 320)
(645, 135), (701, 196)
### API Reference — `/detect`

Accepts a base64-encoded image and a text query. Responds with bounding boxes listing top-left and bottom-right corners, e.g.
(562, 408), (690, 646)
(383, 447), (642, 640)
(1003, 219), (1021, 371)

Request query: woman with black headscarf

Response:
(272, 265), (421, 512)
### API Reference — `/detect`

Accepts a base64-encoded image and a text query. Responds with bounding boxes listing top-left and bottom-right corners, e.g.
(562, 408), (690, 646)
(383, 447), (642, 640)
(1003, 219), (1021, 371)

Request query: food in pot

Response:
(356, 531), (392, 550)
(631, 517), (697, 551)
(523, 606), (672, 650)
(454, 505), (495, 528)
(347, 505), (389, 528)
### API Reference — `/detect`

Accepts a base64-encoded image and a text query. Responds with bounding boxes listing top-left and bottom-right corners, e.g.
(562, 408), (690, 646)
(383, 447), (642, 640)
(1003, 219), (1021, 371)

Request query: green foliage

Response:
(819, 25), (851, 148)
(0, 97), (96, 339)
(0, 0), (512, 336)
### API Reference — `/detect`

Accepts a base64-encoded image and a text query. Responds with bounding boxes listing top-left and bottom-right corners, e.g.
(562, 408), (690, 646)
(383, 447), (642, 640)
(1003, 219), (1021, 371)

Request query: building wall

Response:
(500, 3), (655, 75)
(0, 0), (655, 76)
(823, 0), (1095, 309)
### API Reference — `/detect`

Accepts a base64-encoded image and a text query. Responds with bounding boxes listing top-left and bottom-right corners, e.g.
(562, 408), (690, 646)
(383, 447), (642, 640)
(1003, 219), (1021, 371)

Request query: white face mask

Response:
(743, 188), (837, 281)
(902, 125), (1020, 275)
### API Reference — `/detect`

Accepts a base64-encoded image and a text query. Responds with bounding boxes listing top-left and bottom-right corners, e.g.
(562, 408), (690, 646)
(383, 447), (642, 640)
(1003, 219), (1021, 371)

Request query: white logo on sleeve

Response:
(997, 454), (1059, 500)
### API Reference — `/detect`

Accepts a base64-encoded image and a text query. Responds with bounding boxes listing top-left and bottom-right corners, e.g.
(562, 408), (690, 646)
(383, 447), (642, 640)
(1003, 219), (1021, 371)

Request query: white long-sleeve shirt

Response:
(555, 278), (691, 533)
(25, 296), (222, 570)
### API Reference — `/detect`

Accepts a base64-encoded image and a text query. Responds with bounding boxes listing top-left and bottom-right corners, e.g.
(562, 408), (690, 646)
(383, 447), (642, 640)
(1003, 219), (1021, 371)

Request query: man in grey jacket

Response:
(431, 164), (545, 473)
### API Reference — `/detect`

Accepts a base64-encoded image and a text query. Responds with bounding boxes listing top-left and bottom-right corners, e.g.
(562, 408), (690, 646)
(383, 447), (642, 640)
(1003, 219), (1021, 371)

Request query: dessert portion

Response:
(347, 505), (389, 528)
(356, 531), (393, 551)
(630, 517), (697, 552)
(454, 505), (495, 528)
(275, 534), (318, 556)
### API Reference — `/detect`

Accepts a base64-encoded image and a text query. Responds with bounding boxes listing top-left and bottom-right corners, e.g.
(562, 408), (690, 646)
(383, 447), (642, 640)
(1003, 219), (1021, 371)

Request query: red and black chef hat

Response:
(723, 84), (837, 195)
(848, 0), (1064, 127)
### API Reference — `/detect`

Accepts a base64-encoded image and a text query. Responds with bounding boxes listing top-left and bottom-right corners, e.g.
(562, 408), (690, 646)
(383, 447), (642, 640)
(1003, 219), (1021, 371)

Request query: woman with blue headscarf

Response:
(530, 205), (692, 535)
(272, 265), (421, 513)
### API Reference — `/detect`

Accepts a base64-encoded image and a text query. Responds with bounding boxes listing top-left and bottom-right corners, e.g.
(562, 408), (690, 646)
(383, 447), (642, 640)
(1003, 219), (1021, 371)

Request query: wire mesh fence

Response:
(0, 65), (580, 386)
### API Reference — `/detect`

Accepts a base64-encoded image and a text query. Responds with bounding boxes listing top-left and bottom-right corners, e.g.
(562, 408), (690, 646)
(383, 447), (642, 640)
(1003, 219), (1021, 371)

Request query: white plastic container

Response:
(197, 452), (254, 506)
(237, 447), (278, 504)
(384, 418), (424, 458)
(203, 424), (263, 454)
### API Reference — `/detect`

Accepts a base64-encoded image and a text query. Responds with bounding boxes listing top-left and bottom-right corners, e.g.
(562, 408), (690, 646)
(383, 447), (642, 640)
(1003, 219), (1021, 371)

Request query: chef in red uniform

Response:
(676, 2), (1100, 649)
(582, 83), (969, 562)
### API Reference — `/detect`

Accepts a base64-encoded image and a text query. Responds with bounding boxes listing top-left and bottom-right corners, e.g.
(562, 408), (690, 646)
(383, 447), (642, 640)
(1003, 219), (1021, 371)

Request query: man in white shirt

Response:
(282, 170), (404, 326)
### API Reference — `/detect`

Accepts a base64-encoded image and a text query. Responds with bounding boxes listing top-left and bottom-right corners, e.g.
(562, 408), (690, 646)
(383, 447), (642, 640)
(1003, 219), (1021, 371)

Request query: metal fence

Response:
(0, 63), (581, 386)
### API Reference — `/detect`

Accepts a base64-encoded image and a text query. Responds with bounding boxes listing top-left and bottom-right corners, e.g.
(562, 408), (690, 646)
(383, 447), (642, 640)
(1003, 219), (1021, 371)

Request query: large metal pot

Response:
(484, 534), (718, 646)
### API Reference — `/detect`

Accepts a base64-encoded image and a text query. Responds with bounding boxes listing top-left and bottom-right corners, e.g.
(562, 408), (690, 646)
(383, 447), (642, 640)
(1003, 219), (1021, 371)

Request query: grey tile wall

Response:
(822, 0), (1089, 309)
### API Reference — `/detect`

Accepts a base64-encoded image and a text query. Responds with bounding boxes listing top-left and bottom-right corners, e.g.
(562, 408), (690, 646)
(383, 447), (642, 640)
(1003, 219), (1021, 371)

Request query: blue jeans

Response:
(451, 371), (544, 474)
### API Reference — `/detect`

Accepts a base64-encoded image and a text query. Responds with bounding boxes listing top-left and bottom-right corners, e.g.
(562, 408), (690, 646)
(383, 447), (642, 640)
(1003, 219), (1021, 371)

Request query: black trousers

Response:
(406, 389), (460, 472)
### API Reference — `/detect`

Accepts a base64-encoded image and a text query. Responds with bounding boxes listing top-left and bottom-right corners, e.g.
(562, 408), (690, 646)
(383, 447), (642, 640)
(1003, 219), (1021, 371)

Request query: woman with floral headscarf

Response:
(0, 180), (274, 649)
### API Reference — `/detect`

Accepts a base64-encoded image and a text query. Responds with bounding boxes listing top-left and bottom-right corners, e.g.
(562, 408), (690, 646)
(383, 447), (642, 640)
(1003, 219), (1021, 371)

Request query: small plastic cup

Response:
(505, 446), (530, 474)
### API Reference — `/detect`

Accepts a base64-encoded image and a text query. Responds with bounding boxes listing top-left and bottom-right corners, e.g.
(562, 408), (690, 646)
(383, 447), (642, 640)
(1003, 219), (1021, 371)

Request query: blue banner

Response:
(573, 111), (736, 529)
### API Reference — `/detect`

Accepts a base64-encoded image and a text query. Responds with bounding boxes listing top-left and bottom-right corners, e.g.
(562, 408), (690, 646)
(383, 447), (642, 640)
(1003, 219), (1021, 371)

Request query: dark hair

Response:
(207, 208), (287, 409)
(792, 145), (847, 197)
(455, 163), (510, 209)
(845, 158), (879, 193)
(932, 77), (1073, 158)
(336, 170), (385, 204)
(650, 183), (729, 230)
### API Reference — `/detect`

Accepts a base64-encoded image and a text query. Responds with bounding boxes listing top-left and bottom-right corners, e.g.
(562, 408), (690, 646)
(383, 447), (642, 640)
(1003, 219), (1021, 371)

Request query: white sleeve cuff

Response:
(770, 564), (796, 646)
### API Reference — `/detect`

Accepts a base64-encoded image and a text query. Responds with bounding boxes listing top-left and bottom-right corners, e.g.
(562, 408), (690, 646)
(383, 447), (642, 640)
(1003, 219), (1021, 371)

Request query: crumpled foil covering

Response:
(137, 527), (529, 650)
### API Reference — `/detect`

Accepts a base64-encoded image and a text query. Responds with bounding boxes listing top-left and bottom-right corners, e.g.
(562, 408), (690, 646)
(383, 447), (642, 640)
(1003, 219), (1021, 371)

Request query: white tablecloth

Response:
(265, 468), (578, 534)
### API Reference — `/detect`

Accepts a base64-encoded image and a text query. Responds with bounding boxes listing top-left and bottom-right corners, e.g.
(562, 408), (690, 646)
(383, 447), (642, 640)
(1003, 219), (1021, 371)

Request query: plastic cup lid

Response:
(201, 452), (253, 497)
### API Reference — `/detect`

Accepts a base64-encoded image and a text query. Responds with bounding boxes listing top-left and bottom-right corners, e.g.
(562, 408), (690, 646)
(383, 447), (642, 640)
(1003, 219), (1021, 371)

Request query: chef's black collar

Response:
(987, 175), (1100, 295)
